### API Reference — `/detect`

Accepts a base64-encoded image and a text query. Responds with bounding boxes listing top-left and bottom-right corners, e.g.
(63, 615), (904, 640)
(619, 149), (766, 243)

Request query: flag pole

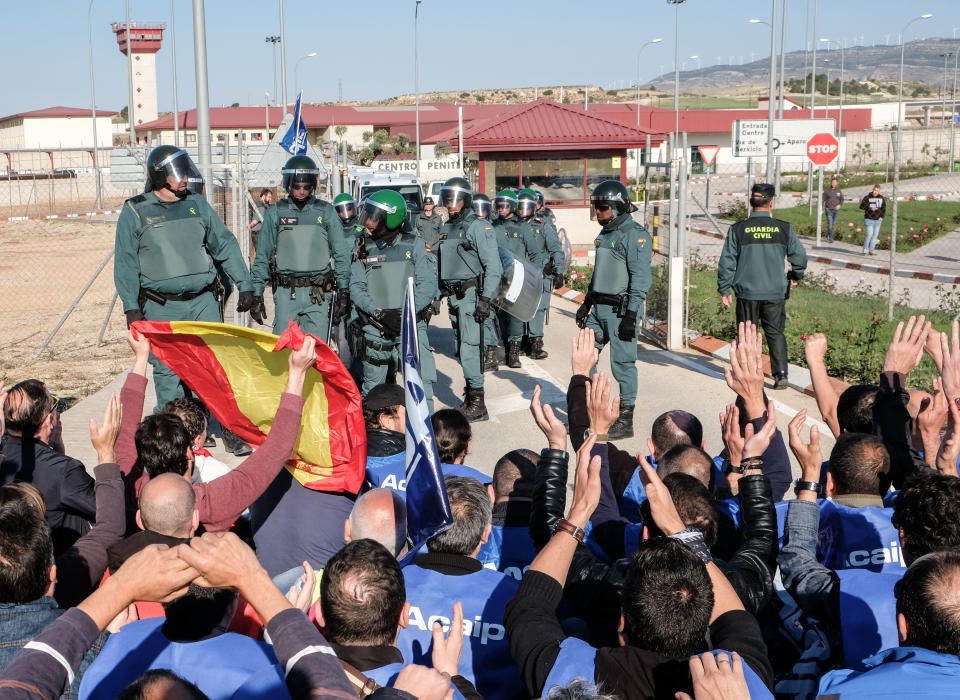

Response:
(407, 277), (419, 358)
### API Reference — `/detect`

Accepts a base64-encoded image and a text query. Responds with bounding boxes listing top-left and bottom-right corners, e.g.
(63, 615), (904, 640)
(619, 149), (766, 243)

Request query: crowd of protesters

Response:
(2, 313), (960, 699)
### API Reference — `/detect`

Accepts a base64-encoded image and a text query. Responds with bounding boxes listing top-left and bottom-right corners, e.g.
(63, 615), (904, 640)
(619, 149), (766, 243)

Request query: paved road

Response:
(60, 296), (831, 488)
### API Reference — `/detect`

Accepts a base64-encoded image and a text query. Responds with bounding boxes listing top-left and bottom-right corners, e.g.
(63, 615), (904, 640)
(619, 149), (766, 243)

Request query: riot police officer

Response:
(437, 176), (503, 422)
(334, 192), (364, 239)
(250, 155), (351, 337)
(517, 187), (565, 361)
(415, 196), (443, 250)
(114, 145), (255, 413)
(492, 189), (538, 369)
(350, 190), (437, 406)
(575, 180), (652, 439)
(535, 190), (556, 225)
(472, 193), (493, 220)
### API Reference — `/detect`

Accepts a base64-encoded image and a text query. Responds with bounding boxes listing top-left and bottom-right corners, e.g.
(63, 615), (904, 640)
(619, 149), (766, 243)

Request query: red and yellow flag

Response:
(134, 320), (366, 493)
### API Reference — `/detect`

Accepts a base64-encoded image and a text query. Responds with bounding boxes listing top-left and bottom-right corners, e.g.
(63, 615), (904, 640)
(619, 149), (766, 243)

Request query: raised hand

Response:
(529, 384), (568, 451)
(90, 393), (123, 464)
(883, 314), (931, 376)
(724, 322), (765, 418)
(741, 401), (777, 460)
(571, 327), (598, 377)
(567, 435), (602, 529)
(639, 460), (685, 536)
(787, 409), (823, 484)
(586, 372), (619, 436)
(431, 602), (464, 678)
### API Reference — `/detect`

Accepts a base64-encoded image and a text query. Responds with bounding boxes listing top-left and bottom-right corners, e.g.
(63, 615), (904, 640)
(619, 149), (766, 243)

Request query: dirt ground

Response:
(0, 219), (131, 401)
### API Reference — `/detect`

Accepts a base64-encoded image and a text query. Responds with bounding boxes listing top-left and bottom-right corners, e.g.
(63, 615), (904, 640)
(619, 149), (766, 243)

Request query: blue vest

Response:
(478, 524), (537, 581)
(366, 452), (407, 491)
(367, 662), (468, 699)
(542, 637), (773, 698)
(838, 569), (901, 669)
(819, 646), (960, 699)
(78, 619), (287, 700)
(620, 456), (727, 524)
(365, 457), (490, 493)
(775, 500), (903, 574)
(396, 563), (523, 700)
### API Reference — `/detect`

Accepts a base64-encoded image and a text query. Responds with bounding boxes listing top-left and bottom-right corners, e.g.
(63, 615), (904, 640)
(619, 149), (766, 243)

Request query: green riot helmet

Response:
(281, 155), (319, 196)
(333, 192), (356, 224)
(536, 191), (545, 208)
(472, 193), (492, 219)
(494, 189), (519, 217)
(360, 189), (407, 240)
(590, 180), (631, 217)
(145, 145), (203, 198)
(517, 188), (538, 219)
(439, 176), (472, 220)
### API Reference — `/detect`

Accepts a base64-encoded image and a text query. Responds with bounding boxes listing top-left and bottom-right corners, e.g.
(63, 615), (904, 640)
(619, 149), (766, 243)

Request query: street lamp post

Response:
(86, 0), (102, 211)
(952, 50), (959, 172)
(264, 93), (271, 136)
(278, 0), (289, 113)
(170, 0), (181, 147)
(941, 52), (953, 153)
(749, 7), (777, 183)
(265, 36), (280, 104)
(820, 38), (845, 171)
(294, 52), (317, 95)
(688, 55), (701, 108)
(636, 38), (663, 126)
(889, 13), (934, 320)
(415, 0), (422, 183)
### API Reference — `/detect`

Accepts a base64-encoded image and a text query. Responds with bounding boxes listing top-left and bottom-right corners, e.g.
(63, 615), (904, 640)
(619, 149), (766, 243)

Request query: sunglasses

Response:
(291, 184), (312, 191)
(594, 203), (613, 212)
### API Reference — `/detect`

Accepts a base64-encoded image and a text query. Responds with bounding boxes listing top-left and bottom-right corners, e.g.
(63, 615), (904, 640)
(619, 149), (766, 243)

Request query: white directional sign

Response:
(732, 118), (836, 158)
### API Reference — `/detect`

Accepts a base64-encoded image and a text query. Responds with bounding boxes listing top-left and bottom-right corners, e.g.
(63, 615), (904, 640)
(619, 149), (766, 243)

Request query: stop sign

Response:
(806, 132), (839, 166)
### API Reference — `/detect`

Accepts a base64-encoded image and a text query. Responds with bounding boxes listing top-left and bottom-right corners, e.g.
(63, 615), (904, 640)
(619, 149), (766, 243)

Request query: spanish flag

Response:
(134, 320), (365, 493)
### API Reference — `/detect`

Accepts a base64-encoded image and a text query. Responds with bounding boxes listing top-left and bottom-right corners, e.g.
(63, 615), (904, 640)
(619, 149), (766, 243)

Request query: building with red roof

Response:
(0, 106), (118, 150)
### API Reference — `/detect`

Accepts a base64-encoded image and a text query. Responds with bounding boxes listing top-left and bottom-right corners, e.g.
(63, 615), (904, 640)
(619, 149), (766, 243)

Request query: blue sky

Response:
(3, 0), (959, 117)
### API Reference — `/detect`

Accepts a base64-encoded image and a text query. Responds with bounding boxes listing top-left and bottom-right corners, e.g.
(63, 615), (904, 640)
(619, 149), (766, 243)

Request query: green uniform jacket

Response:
(493, 215), (539, 260)
(350, 233), (437, 315)
(250, 196), (350, 296)
(114, 191), (252, 313)
(717, 211), (808, 301)
(590, 213), (652, 314)
(415, 211), (443, 249)
(439, 211), (503, 300)
(530, 215), (566, 271)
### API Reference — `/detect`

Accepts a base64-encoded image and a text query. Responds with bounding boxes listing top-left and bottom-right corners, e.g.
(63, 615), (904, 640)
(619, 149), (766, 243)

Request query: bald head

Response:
(138, 473), (197, 538)
(898, 550), (960, 655)
(659, 444), (715, 490)
(346, 488), (407, 557)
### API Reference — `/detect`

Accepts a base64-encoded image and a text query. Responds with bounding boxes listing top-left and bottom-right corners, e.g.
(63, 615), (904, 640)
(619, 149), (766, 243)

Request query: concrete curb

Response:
(0, 209), (122, 223)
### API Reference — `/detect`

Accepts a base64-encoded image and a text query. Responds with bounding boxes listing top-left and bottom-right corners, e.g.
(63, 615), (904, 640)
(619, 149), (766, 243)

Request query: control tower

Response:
(112, 22), (166, 127)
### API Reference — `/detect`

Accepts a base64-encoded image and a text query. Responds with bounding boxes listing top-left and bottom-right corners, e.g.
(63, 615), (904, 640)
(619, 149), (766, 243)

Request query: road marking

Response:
(485, 356), (568, 418)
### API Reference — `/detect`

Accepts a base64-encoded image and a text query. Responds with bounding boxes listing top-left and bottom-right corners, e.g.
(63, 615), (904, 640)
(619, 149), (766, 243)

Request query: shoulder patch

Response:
(128, 194), (147, 204)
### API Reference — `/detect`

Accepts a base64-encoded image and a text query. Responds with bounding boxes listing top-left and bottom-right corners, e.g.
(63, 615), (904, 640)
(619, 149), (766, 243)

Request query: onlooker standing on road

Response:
(247, 189), (273, 251)
(859, 184), (886, 256)
(823, 177), (844, 243)
(718, 183), (807, 390)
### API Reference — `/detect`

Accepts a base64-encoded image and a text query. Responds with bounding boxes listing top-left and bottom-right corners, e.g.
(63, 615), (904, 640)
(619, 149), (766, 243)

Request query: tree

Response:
(119, 106), (128, 121)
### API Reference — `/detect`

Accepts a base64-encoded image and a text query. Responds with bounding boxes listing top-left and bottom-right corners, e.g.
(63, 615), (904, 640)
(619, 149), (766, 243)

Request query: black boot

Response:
(221, 429), (253, 456)
(461, 387), (489, 422)
(483, 346), (500, 373)
(528, 337), (548, 360)
(607, 404), (635, 440)
(506, 341), (522, 368)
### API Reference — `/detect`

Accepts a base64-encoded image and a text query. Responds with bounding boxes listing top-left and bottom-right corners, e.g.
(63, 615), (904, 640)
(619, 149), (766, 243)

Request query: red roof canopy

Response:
(435, 99), (658, 152)
(0, 106), (119, 121)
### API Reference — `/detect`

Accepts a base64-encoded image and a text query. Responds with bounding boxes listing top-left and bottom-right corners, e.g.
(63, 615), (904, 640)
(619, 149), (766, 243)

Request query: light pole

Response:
(951, 50), (958, 172)
(414, 0), (422, 183)
(668, 0), (686, 156)
(294, 52), (317, 95)
(636, 38), (663, 126)
(750, 3), (777, 182)
(264, 93), (271, 136)
(170, 0), (180, 147)
(941, 52), (953, 152)
(265, 36), (280, 104)
(86, 0), (102, 210)
(820, 38), (845, 171)
(278, 0), (289, 113)
(889, 12), (933, 320)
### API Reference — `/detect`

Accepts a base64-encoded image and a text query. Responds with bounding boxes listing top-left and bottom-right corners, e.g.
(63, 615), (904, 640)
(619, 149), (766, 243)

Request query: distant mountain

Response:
(649, 38), (960, 95)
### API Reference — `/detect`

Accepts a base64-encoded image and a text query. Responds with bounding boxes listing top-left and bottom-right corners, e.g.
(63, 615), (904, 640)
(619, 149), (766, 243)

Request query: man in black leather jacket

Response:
(363, 384), (406, 458)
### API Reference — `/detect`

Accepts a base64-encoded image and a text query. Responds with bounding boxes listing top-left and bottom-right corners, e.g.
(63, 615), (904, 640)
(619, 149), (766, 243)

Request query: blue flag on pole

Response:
(280, 91), (308, 155)
(402, 278), (452, 550)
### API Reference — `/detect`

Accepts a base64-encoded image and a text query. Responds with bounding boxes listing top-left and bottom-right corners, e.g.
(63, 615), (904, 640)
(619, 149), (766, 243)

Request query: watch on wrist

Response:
(668, 528), (713, 564)
(794, 479), (823, 496)
(583, 428), (609, 444)
(551, 518), (585, 543)
(725, 462), (747, 475)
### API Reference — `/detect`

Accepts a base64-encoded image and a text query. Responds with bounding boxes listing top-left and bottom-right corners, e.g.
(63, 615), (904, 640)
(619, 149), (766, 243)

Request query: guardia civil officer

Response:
(415, 195), (443, 249)
(718, 182), (807, 389)
(437, 177), (503, 422)
(518, 187), (565, 360)
(472, 192), (493, 220)
(249, 155), (351, 337)
(114, 145), (256, 413)
(349, 190), (437, 406)
(492, 189), (538, 369)
(478, 193), (502, 372)
(535, 190), (556, 225)
(575, 180), (652, 439)
(334, 192), (364, 240)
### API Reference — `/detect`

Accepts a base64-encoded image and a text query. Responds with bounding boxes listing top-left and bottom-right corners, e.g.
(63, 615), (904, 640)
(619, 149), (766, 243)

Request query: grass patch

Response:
(568, 260), (958, 388)
(778, 169), (932, 192)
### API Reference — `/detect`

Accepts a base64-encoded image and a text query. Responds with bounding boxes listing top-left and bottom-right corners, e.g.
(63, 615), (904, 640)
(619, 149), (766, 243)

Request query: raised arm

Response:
(804, 333), (842, 438)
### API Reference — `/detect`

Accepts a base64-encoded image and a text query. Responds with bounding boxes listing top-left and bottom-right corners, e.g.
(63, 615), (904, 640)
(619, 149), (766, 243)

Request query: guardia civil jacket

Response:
(717, 211), (807, 301)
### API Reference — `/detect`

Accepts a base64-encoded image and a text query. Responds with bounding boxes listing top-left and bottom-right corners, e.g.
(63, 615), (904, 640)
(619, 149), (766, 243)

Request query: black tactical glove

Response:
(380, 308), (402, 338)
(418, 305), (435, 324)
(618, 310), (637, 341)
(236, 291), (256, 313)
(553, 274), (564, 290)
(249, 296), (267, 325)
(125, 309), (145, 328)
(575, 302), (591, 329)
(474, 297), (492, 323)
(338, 292), (353, 322)
(543, 261), (557, 277)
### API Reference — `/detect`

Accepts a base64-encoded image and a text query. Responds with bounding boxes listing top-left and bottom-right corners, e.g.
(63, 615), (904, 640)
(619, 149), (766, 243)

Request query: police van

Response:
(349, 169), (425, 228)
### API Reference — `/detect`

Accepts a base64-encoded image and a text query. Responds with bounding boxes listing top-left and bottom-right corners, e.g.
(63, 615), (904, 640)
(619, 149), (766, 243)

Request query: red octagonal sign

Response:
(807, 132), (839, 166)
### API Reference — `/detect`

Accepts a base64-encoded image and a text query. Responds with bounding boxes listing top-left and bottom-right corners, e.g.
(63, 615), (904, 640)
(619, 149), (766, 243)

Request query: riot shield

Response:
(491, 246), (543, 322)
